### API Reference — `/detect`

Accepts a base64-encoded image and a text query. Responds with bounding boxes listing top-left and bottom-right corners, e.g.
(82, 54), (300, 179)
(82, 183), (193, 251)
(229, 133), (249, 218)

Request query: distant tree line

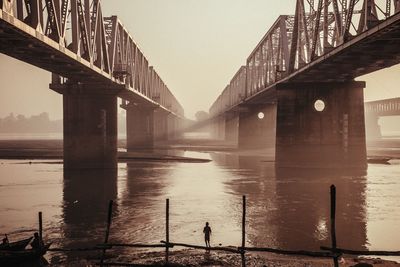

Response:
(195, 111), (209, 121)
(0, 112), (62, 133)
(0, 112), (127, 133)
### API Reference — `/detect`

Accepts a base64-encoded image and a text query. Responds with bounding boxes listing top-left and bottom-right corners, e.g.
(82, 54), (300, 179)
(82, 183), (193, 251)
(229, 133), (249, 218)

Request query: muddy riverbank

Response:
(51, 249), (400, 266)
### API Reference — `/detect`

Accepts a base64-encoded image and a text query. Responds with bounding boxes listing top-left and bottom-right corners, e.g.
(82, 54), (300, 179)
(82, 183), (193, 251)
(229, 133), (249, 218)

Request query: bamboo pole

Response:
(241, 195), (246, 267)
(38, 211), (43, 241)
(100, 200), (114, 267)
(330, 185), (339, 267)
(166, 198), (170, 264)
(49, 243), (170, 252)
(101, 243), (170, 249)
(95, 262), (160, 266)
(320, 246), (400, 256)
(49, 247), (105, 252)
(245, 247), (334, 257)
(161, 241), (239, 253)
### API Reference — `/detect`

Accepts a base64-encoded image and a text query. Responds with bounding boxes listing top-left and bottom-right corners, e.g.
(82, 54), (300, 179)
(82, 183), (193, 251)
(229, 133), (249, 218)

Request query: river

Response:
(0, 139), (400, 265)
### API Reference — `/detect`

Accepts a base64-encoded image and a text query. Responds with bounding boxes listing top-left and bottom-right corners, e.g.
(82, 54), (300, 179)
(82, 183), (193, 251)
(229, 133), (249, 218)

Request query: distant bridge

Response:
(365, 97), (400, 116)
(208, 0), (400, 169)
(0, 0), (184, 169)
(365, 97), (400, 139)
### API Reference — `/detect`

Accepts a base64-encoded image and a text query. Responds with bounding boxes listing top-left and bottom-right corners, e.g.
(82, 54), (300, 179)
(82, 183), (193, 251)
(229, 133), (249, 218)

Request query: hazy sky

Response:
(0, 0), (399, 119)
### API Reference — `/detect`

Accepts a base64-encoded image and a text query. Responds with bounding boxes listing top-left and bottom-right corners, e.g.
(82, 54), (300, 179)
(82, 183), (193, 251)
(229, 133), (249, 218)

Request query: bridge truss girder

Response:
(0, 0), (184, 117)
(210, 0), (400, 117)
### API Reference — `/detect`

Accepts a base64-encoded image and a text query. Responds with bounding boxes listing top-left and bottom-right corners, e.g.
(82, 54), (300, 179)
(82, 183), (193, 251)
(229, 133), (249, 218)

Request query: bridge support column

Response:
(126, 105), (154, 150)
(210, 118), (218, 139)
(63, 89), (118, 169)
(167, 115), (176, 140)
(165, 115), (182, 140)
(275, 81), (367, 169)
(217, 116), (226, 140)
(238, 104), (276, 149)
(154, 110), (168, 141)
(225, 113), (239, 145)
(365, 114), (381, 140)
(176, 118), (184, 139)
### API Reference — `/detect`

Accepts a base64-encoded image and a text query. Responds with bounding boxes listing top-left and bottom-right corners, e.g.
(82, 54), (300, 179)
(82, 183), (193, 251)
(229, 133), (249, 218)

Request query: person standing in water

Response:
(203, 222), (212, 249)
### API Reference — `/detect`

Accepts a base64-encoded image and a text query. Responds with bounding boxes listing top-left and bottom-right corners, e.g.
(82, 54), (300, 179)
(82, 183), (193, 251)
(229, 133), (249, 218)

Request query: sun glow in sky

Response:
(0, 0), (399, 120)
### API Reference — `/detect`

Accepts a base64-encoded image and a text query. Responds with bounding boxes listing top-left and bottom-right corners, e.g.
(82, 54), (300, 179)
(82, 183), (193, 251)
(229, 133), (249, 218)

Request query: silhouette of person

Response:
(2, 235), (8, 245)
(203, 222), (212, 249)
(31, 232), (44, 250)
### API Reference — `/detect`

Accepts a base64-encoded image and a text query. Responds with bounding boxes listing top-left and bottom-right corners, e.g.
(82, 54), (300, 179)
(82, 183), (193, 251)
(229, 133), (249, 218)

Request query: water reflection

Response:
(62, 169), (117, 249)
(274, 168), (367, 251)
(210, 153), (368, 251)
(111, 161), (173, 244)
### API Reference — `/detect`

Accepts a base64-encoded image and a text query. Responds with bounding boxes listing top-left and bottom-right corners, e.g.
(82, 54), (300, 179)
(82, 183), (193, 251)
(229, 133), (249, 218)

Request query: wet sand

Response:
(0, 140), (211, 162)
(0, 138), (399, 161)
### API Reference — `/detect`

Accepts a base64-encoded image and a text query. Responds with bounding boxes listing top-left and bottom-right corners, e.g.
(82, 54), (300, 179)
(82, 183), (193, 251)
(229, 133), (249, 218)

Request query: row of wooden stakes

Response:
(42, 185), (400, 267)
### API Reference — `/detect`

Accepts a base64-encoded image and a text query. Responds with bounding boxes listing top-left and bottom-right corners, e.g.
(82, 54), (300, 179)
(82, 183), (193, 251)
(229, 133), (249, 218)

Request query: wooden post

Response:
(166, 199), (170, 264)
(38, 212), (43, 241)
(330, 185), (339, 267)
(100, 200), (113, 267)
(241, 195), (246, 267)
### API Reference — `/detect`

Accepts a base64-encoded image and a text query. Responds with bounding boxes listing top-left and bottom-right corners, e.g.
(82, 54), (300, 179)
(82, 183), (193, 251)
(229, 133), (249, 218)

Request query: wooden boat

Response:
(0, 244), (51, 265)
(0, 237), (33, 251)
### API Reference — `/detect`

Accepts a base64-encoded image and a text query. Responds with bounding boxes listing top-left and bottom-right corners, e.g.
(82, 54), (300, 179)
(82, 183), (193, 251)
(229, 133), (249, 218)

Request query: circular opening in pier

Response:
(314, 100), (326, 112)
(258, 112), (265, 119)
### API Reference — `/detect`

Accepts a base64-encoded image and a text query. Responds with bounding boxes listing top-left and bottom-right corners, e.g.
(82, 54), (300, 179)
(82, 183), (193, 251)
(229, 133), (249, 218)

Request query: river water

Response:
(0, 145), (400, 264)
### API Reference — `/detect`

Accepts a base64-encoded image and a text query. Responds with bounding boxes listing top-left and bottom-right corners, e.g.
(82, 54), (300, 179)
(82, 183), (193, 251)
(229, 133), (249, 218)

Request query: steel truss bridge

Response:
(365, 97), (400, 116)
(365, 97), (400, 138)
(209, 0), (400, 169)
(0, 0), (185, 169)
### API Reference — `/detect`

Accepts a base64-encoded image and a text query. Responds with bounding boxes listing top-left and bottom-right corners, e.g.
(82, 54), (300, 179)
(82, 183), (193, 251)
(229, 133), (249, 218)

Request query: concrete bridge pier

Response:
(62, 86), (118, 169)
(210, 116), (225, 140)
(173, 116), (184, 139)
(209, 119), (217, 139)
(225, 113), (239, 145)
(238, 104), (276, 150)
(209, 118), (216, 139)
(365, 114), (381, 140)
(126, 105), (155, 150)
(167, 114), (178, 140)
(217, 115), (226, 140)
(275, 81), (367, 169)
(154, 110), (169, 141)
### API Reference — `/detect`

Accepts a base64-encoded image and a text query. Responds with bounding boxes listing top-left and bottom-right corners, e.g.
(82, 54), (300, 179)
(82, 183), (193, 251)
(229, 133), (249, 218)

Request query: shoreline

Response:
(0, 138), (399, 162)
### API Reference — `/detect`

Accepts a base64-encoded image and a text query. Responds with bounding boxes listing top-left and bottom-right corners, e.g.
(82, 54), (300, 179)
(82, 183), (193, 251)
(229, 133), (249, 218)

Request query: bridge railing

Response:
(209, 66), (246, 116)
(0, 0), (184, 117)
(365, 97), (400, 116)
(209, 0), (400, 117)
